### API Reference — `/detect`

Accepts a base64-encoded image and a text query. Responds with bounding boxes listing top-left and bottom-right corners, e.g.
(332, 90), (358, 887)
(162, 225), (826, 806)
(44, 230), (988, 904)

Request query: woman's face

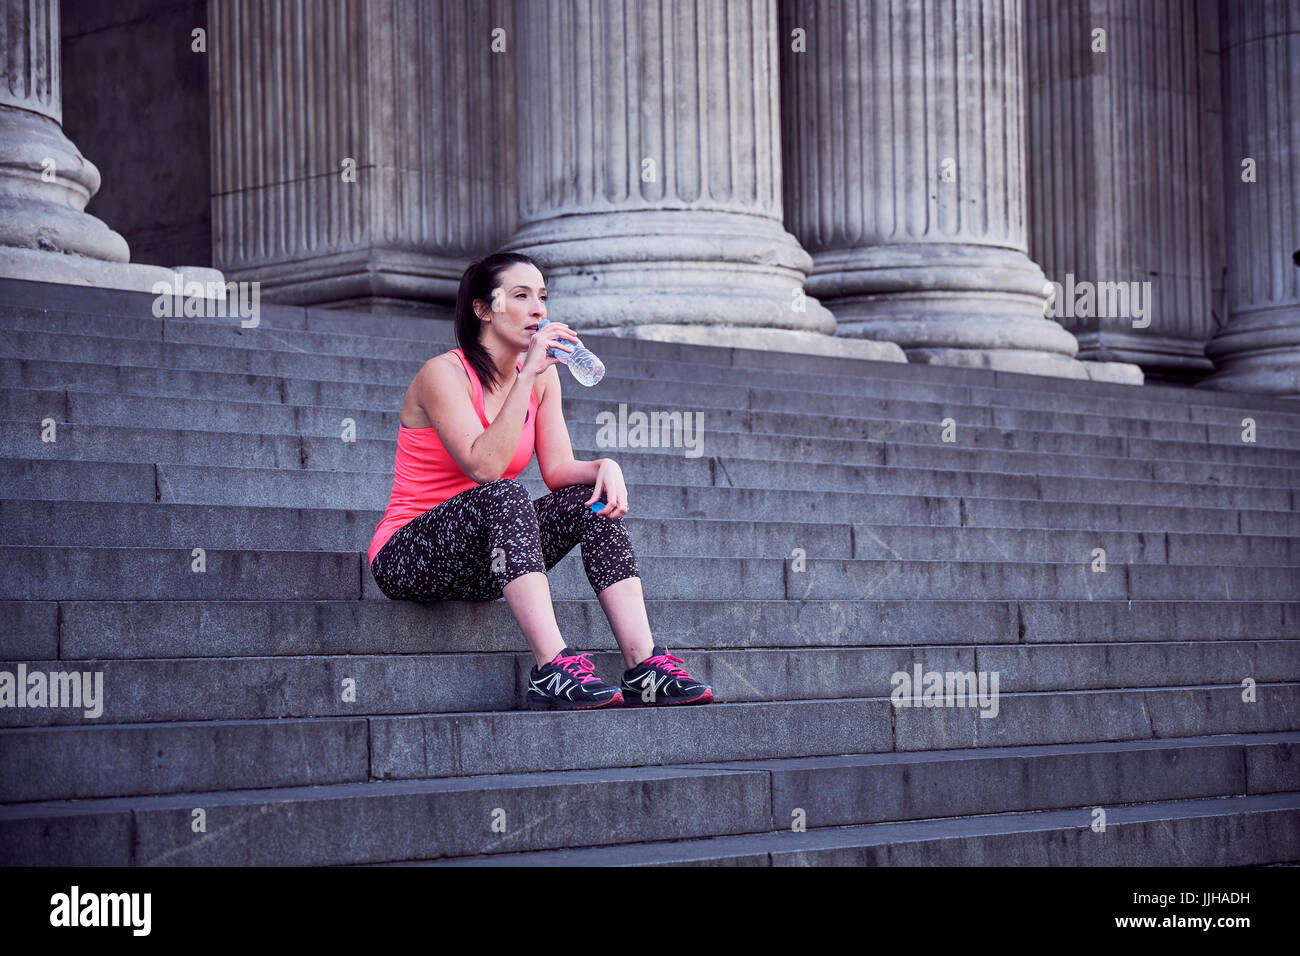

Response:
(481, 263), (547, 349)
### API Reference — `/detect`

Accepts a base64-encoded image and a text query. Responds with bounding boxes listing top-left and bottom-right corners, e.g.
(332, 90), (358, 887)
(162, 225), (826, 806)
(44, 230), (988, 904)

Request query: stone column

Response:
(0, 0), (210, 289)
(1025, 0), (1220, 382)
(208, 0), (517, 315)
(1198, 0), (1300, 397)
(781, 0), (1137, 381)
(499, 0), (895, 361)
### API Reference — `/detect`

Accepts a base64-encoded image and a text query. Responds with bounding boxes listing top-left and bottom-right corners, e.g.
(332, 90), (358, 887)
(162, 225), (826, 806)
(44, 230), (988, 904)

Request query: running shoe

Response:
(526, 647), (624, 710)
(619, 645), (714, 706)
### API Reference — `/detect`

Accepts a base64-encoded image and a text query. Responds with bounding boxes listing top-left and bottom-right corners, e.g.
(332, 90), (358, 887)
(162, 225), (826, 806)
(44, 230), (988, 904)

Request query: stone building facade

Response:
(2, 0), (1297, 394)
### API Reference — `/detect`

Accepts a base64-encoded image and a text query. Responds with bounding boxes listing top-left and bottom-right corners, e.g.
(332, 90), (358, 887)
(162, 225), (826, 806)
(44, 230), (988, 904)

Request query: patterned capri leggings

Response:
(369, 479), (640, 602)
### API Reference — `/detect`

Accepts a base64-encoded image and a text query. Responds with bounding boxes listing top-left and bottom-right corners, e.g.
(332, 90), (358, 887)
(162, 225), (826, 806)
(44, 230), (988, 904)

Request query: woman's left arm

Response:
(535, 366), (628, 519)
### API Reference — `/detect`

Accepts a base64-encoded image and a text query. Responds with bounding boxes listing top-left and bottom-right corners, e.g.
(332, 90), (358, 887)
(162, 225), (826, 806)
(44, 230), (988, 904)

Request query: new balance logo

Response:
(537, 673), (572, 696)
(634, 674), (673, 695)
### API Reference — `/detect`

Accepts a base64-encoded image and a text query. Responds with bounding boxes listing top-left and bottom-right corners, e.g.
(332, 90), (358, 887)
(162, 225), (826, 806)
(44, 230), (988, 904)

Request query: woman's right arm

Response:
(415, 358), (537, 484)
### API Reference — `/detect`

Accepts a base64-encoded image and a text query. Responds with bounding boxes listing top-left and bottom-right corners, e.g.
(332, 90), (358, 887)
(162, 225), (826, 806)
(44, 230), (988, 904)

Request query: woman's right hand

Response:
(521, 321), (577, 379)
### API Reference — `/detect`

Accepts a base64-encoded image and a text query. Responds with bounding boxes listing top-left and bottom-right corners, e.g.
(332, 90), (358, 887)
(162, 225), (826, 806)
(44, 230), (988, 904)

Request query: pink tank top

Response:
(368, 349), (539, 566)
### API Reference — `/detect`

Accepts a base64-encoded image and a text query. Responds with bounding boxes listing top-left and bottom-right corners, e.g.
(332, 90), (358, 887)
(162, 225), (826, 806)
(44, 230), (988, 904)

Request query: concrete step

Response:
(6, 491), (1297, 555)
(2, 685), (1296, 801)
(5, 329), (1300, 451)
(1, 732), (1293, 865)
(2, 642), (1297, 726)
(2, 446), (1295, 517)
(3, 276), (1297, 868)
(4, 297), (1300, 425)
(4, 498), (1296, 567)
(9, 356), (1300, 469)
(5, 274), (1299, 414)
(5, 462), (1298, 539)
(414, 791), (1300, 866)
(7, 416), (1300, 491)
(3, 276), (1298, 410)
(8, 598), (1295, 663)
(3, 545), (1297, 602)
(0, 278), (452, 340)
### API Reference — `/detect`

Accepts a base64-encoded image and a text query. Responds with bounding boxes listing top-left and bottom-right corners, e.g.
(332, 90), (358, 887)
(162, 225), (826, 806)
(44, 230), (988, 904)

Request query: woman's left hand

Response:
(586, 459), (628, 519)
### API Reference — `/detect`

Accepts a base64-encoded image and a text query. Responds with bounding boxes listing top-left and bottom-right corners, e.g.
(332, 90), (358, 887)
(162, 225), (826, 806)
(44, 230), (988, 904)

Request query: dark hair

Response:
(454, 251), (545, 395)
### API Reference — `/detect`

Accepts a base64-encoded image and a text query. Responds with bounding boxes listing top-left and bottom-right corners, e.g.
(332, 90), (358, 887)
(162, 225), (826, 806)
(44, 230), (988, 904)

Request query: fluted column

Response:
(209, 0), (516, 314)
(783, 0), (1122, 378)
(0, 0), (130, 269)
(500, 0), (847, 350)
(1199, 0), (1300, 397)
(1024, 0), (1218, 380)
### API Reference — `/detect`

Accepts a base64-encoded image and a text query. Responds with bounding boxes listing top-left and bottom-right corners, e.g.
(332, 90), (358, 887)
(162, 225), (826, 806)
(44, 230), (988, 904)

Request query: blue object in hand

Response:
(590, 501), (605, 513)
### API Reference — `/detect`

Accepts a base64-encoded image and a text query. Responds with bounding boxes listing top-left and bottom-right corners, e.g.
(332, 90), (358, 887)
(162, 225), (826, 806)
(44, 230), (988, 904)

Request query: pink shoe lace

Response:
(552, 652), (600, 685)
(642, 650), (691, 679)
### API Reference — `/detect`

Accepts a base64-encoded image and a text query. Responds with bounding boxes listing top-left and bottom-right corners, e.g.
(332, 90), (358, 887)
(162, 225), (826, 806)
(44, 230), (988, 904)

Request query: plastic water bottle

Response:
(538, 317), (605, 386)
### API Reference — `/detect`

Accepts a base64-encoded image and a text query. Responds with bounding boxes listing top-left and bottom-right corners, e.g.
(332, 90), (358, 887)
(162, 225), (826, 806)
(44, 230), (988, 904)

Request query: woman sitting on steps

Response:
(368, 251), (714, 710)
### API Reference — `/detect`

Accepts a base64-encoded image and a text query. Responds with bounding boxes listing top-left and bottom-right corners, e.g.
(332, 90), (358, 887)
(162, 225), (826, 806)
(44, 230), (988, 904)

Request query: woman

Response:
(368, 252), (714, 710)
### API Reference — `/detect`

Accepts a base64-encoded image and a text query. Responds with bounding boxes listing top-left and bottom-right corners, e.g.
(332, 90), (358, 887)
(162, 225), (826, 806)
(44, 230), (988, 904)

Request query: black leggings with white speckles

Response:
(369, 479), (640, 602)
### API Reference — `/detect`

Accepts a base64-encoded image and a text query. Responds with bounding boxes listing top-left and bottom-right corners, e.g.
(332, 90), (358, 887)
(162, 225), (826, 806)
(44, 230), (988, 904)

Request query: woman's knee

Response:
(554, 482), (601, 513)
(477, 478), (537, 516)
(481, 477), (531, 501)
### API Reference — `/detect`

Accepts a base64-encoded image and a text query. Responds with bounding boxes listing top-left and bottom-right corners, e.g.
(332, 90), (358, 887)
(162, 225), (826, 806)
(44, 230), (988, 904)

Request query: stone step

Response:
(3, 442), (1295, 516)
(3, 545), (1296, 602)
(4, 498), (1295, 567)
(3, 295), (1299, 422)
(5, 328), (1300, 449)
(2, 684), (1296, 801)
(1, 732), (1293, 865)
(5, 305), (1297, 438)
(2, 275), (1297, 869)
(7, 416), (1300, 490)
(0, 279), (453, 339)
(2, 642), (1296, 727)
(5, 275), (1299, 414)
(6, 484), (1297, 551)
(8, 356), (1300, 469)
(5, 462), (1298, 538)
(8, 598), (1294, 663)
(414, 791), (1300, 867)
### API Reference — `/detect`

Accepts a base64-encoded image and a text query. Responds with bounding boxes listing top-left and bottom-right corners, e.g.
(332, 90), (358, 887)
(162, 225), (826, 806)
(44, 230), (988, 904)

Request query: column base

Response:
(218, 248), (466, 313)
(0, 246), (223, 294)
(502, 209), (838, 335)
(583, 323), (907, 364)
(1074, 329), (1216, 376)
(1197, 305), (1300, 398)
(0, 107), (132, 262)
(904, 346), (1145, 385)
(809, 243), (1079, 353)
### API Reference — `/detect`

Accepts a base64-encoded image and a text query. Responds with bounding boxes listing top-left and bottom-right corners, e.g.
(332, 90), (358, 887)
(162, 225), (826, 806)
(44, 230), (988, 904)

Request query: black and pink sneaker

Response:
(620, 645), (714, 706)
(526, 647), (623, 710)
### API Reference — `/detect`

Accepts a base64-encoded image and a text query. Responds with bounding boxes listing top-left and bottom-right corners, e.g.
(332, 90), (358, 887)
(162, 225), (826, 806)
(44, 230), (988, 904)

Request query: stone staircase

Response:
(0, 276), (1297, 866)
